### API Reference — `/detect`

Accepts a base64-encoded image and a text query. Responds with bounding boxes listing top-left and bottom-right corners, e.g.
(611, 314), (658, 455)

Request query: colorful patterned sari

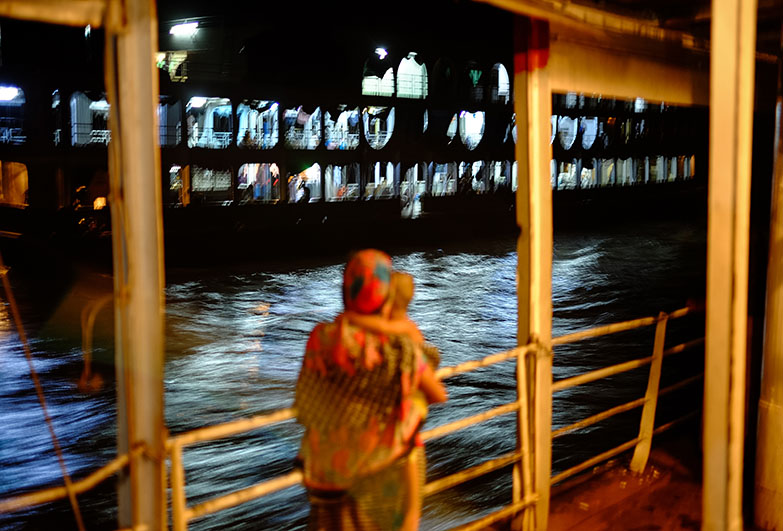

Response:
(294, 250), (430, 530)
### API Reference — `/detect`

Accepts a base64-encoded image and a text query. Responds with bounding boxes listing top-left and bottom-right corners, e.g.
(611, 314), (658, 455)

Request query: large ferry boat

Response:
(0, 1), (707, 266)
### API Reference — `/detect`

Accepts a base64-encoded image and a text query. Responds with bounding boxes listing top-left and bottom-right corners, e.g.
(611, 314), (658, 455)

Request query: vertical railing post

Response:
(630, 312), (668, 473)
(705, 0), (757, 529)
(170, 441), (187, 531)
(512, 16), (553, 531)
(515, 347), (534, 528)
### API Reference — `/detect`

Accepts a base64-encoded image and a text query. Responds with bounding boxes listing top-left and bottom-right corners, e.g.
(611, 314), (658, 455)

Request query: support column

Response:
(106, 1), (166, 529)
(512, 16), (552, 531)
(754, 43), (783, 531)
(704, 0), (757, 529)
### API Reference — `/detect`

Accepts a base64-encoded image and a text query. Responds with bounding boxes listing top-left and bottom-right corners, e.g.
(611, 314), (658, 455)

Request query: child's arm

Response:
(343, 311), (423, 342)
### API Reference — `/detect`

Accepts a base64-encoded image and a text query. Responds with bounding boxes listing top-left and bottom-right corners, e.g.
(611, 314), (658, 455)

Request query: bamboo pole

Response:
(630, 313), (668, 473)
(704, 0), (757, 528)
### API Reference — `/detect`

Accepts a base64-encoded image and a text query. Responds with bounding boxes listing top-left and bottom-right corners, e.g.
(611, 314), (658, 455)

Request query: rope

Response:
(0, 252), (86, 531)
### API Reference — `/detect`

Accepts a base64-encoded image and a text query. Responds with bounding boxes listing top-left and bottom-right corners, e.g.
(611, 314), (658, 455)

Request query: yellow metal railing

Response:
(0, 305), (704, 531)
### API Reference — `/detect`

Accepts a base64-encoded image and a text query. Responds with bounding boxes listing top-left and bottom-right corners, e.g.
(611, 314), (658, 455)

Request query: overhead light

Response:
(188, 97), (207, 109)
(170, 22), (198, 37)
(0, 86), (20, 101)
(375, 47), (387, 60)
(89, 100), (110, 111)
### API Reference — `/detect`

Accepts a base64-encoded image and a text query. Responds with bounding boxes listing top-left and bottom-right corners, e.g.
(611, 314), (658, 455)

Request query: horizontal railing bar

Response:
(436, 345), (531, 380)
(185, 470), (304, 522)
(552, 305), (700, 347)
(0, 446), (141, 513)
(551, 372), (704, 440)
(551, 409), (701, 487)
(660, 373), (704, 396)
(550, 438), (640, 486)
(421, 401), (520, 442)
(171, 408), (295, 448)
(423, 451), (522, 497)
(663, 338), (705, 357)
(553, 317), (657, 346)
(552, 355), (653, 392)
(552, 396), (647, 439)
(449, 496), (539, 531)
(653, 410), (700, 436)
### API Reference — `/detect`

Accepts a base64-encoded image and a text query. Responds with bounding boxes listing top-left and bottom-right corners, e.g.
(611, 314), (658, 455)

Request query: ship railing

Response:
(0, 305), (704, 531)
(162, 304), (704, 530)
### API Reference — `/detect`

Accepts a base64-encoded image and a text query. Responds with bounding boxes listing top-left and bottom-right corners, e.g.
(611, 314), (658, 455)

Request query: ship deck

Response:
(487, 425), (702, 530)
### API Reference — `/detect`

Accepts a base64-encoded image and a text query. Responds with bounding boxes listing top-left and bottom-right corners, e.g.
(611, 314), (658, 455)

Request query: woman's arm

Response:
(419, 363), (447, 404)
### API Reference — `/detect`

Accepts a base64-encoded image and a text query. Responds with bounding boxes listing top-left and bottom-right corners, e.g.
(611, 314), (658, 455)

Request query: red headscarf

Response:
(343, 249), (392, 314)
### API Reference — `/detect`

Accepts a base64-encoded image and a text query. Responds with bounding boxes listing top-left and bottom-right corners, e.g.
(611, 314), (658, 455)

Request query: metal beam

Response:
(704, 0), (757, 529)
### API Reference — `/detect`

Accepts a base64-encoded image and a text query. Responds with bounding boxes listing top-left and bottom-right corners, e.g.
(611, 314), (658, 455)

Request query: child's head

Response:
(389, 271), (415, 319)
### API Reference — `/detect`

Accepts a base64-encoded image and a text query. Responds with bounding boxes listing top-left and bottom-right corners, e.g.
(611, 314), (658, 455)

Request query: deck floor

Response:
(486, 427), (703, 530)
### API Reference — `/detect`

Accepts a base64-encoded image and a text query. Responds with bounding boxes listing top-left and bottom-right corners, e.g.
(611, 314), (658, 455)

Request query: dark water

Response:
(0, 218), (706, 530)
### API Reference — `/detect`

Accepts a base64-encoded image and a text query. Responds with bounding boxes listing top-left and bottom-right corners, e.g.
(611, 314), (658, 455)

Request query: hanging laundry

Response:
(297, 107), (311, 125)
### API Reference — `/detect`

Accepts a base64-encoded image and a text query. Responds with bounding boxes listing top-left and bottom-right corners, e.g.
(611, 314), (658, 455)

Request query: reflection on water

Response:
(0, 219), (706, 530)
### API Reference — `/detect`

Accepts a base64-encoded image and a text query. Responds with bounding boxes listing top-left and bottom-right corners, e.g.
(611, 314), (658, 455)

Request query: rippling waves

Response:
(0, 219), (706, 530)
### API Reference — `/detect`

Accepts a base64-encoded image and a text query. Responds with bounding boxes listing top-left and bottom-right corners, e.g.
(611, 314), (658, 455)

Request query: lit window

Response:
(0, 161), (28, 206)
(557, 116), (577, 150)
(324, 106), (360, 150)
(431, 163), (456, 196)
(459, 111), (485, 150)
(580, 117), (598, 150)
(324, 164), (360, 201)
(0, 86), (26, 146)
(289, 163), (321, 203)
(237, 100), (278, 149)
(362, 50), (394, 97)
(158, 97), (182, 146)
(465, 62), (485, 102)
(490, 64), (510, 104)
(397, 52), (427, 99)
(186, 97), (232, 149)
(363, 106), (395, 150)
(191, 165), (232, 205)
(365, 162), (395, 198)
(283, 106), (321, 150)
(238, 163), (280, 202)
(70, 91), (110, 146)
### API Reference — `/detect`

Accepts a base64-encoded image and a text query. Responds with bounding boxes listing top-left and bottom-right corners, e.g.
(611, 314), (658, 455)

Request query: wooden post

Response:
(106, 0), (167, 529)
(754, 38), (783, 531)
(704, 0), (757, 529)
(512, 16), (553, 531)
(629, 312), (667, 473)
(170, 442), (187, 531)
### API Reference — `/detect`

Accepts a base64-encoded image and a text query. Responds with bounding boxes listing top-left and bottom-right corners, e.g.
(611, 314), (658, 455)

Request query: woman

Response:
(294, 249), (447, 530)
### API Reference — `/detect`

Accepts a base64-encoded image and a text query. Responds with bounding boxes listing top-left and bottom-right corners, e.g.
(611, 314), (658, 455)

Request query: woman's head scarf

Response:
(343, 249), (392, 314)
